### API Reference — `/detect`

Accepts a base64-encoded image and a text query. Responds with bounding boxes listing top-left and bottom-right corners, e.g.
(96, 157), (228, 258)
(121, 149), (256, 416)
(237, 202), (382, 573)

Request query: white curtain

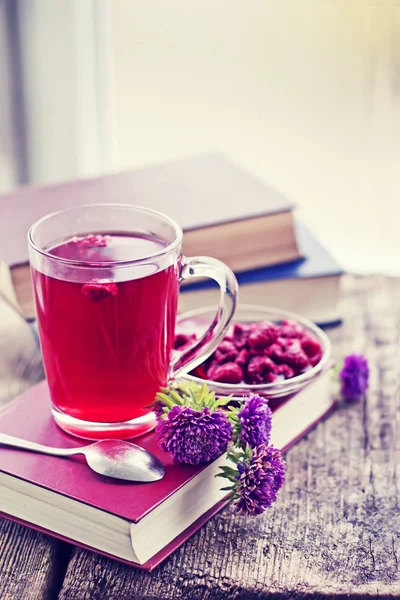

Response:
(0, 0), (21, 193)
(8, 0), (114, 187)
(4, 0), (400, 273)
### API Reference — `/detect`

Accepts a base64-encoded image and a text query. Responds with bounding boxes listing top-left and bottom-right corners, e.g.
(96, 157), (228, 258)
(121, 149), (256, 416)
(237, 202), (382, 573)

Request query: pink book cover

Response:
(0, 373), (335, 570)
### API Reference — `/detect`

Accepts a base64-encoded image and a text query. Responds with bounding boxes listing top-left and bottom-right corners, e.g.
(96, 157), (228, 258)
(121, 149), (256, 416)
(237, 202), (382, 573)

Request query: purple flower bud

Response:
(237, 394), (272, 448)
(339, 354), (369, 401)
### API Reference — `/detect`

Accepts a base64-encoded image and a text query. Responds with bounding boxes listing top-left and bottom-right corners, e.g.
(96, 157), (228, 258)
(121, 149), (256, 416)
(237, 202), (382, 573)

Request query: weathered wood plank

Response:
(0, 519), (71, 600)
(57, 275), (400, 599)
(0, 327), (68, 600)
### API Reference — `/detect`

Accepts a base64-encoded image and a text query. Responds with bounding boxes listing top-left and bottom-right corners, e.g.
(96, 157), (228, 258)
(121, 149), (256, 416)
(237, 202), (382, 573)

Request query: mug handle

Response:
(171, 256), (238, 378)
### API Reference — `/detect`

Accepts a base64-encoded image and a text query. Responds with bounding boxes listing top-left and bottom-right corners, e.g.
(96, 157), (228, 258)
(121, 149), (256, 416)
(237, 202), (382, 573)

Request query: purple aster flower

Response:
(235, 444), (285, 516)
(156, 405), (232, 465)
(237, 394), (272, 448)
(339, 354), (369, 401)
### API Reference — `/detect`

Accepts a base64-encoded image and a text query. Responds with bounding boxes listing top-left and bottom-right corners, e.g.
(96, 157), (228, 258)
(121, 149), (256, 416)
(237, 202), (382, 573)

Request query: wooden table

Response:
(1, 275), (399, 599)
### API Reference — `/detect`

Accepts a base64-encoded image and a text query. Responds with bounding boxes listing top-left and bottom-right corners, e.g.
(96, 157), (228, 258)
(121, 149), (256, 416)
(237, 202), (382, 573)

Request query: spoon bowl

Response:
(83, 440), (166, 482)
(0, 433), (166, 482)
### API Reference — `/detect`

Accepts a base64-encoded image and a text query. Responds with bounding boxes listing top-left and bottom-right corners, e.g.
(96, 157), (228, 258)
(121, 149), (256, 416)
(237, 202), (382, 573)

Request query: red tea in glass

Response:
(28, 205), (237, 439)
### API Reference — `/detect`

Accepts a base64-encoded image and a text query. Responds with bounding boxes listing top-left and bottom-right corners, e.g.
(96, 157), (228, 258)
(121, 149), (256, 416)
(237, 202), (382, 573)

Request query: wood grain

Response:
(57, 275), (400, 599)
(0, 519), (71, 600)
(0, 333), (66, 600)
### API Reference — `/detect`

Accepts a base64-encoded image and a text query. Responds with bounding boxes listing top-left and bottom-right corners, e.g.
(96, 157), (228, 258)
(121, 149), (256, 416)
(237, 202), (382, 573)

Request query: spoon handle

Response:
(0, 433), (84, 457)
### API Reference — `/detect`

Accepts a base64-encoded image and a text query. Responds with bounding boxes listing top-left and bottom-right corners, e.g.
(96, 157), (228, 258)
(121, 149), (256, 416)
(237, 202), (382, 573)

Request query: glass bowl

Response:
(175, 304), (332, 400)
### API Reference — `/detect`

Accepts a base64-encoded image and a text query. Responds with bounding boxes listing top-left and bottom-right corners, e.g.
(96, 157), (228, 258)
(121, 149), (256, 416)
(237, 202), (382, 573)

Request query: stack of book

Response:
(0, 155), (340, 567)
(179, 219), (343, 327)
(0, 369), (334, 570)
(1, 153), (343, 325)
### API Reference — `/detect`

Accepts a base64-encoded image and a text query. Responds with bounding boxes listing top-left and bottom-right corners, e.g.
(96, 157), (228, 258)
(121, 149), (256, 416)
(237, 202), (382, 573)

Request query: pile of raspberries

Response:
(174, 320), (323, 385)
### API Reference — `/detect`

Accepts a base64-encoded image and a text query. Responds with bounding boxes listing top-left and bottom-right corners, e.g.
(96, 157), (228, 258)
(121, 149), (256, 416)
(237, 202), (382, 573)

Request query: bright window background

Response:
(110, 1), (400, 274)
(1, 1), (399, 275)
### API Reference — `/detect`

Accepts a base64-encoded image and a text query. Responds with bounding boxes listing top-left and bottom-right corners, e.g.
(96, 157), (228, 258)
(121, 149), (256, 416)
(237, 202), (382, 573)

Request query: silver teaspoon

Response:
(0, 433), (165, 482)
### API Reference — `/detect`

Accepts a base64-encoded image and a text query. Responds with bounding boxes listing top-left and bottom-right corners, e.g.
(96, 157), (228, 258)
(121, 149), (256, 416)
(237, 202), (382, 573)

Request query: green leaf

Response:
(208, 399), (217, 412)
(169, 390), (184, 405)
(156, 394), (175, 409)
(218, 465), (238, 473)
(226, 451), (240, 464)
(176, 381), (202, 399)
(219, 485), (236, 491)
(155, 392), (170, 403)
(204, 392), (216, 405)
(200, 382), (209, 397)
(215, 394), (233, 407)
(244, 443), (252, 460)
(188, 388), (198, 405)
(226, 490), (238, 501)
(227, 413), (240, 423)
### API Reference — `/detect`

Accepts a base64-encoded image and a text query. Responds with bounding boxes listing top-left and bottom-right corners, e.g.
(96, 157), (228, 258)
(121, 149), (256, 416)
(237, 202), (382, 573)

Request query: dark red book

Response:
(0, 370), (334, 570)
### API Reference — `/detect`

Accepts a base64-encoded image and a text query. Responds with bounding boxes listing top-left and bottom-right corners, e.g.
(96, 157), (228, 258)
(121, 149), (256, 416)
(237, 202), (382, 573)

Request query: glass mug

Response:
(28, 204), (238, 439)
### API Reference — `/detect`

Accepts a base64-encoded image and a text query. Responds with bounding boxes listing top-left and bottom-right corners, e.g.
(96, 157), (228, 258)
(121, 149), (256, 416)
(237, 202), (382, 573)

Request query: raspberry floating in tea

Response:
(72, 233), (111, 248)
(81, 280), (118, 302)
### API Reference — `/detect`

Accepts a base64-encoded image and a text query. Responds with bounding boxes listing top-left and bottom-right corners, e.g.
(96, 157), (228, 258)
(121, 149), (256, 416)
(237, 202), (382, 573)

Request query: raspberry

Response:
(182, 317), (318, 384)
(264, 343), (285, 363)
(236, 349), (249, 367)
(249, 346), (262, 356)
(74, 233), (110, 248)
(301, 336), (322, 366)
(310, 353), (322, 367)
(81, 281), (118, 302)
(275, 364), (295, 379)
(207, 362), (243, 384)
(248, 323), (279, 351)
(279, 320), (306, 339)
(215, 341), (239, 364)
(174, 333), (196, 350)
(232, 323), (251, 349)
(280, 340), (309, 373)
(276, 337), (294, 350)
(205, 359), (218, 378)
(245, 356), (276, 384)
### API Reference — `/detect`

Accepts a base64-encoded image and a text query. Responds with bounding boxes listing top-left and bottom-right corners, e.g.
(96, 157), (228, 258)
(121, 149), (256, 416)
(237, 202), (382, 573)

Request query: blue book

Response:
(179, 220), (344, 327)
